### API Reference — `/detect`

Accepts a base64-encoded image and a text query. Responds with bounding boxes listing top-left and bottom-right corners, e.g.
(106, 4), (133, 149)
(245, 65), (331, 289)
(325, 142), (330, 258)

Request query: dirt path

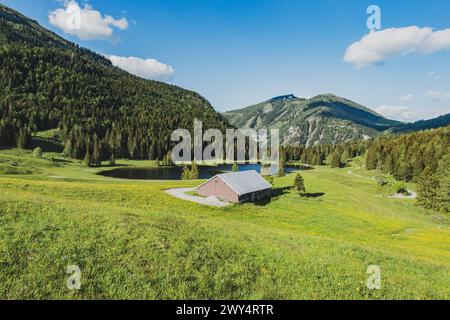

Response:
(347, 170), (374, 180)
(387, 191), (417, 199)
(165, 188), (231, 207)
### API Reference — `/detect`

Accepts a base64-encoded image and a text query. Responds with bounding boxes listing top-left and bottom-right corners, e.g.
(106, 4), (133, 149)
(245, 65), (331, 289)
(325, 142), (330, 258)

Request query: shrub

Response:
(32, 147), (43, 159)
(393, 181), (408, 195)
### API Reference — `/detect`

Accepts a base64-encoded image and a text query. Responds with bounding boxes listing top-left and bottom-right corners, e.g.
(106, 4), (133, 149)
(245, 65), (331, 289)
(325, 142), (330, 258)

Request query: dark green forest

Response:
(0, 6), (229, 164)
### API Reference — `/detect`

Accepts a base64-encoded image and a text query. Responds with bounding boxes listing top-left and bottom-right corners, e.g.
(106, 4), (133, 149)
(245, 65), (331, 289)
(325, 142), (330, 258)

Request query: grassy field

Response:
(0, 148), (448, 299)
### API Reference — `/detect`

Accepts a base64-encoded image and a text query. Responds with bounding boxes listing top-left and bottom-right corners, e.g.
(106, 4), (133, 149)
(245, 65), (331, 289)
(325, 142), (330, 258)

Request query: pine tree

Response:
(436, 155), (450, 213)
(108, 154), (116, 166)
(416, 168), (440, 210)
(92, 135), (101, 167)
(437, 175), (450, 213)
(330, 150), (341, 168)
(190, 161), (200, 179)
(341, 149), (351, 164)
(84, 149), (92, 167)
(365, 145), (378, 170)
(17, 127), (30, 149)
(181, 165), (190, 180)
(293, 173), (306, 196)
(278, 160), (286, 177)
(63, 139), (73, 158)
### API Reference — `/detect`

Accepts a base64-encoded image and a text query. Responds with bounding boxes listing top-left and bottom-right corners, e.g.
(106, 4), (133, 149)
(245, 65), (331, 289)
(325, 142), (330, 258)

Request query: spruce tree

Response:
(190, 162), (200, 179)
(181, 165), (190, 180)
(84, 149), (92, 167)
(436, 156), (450, 213)
(293, 173), (306, 196)
(17, 127), (29, 149)
(278, 160), (286, 177)
(330, 150), (341, 168)
(341, 149), (351, 164)
(92, 135), (101, 167)
(417, 168), (440, 210)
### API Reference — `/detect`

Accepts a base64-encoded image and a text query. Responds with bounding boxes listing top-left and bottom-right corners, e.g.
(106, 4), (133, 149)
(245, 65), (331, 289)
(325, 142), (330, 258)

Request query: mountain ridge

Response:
(224, 94), (450, 146)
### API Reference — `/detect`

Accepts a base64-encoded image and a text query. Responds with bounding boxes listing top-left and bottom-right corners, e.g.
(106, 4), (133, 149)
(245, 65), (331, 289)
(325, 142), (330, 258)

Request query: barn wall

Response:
(238, 189), (272, 203)
(197, 176), (239, 203)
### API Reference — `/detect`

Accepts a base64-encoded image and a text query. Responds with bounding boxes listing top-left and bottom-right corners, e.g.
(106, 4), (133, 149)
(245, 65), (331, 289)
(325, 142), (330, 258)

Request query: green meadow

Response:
(0, 148), (448, 299)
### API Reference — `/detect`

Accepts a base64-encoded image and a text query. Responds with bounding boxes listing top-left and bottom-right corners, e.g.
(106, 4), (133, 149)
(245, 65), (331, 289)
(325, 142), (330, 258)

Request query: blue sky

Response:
(3, 0), (450, 120)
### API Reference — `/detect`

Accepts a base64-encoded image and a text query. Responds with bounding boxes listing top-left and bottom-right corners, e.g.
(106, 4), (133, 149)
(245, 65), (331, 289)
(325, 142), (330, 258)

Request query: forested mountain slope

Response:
(0, 4), (229, 162)
(224, 94), (401, 146)
(386, 113), (450, 135)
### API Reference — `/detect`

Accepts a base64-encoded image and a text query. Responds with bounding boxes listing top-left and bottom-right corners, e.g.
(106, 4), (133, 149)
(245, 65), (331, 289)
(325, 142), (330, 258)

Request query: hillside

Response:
(0, 4), (229, 161)
(0, 148), (448, 299)
(225, 94), (450, 146)
(224, 94), (402, 146)
(386, 113), (450, 134)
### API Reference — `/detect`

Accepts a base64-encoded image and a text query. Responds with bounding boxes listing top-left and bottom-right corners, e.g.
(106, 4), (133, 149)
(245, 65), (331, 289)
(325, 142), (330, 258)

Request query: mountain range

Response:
(0, 3), (449, 156)
(224, 94), (450, 146)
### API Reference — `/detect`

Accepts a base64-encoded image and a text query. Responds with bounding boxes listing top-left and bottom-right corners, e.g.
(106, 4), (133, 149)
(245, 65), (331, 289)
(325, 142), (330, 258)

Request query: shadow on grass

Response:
(254, 186), (292, 206)
(304, 192), (325, 198)
(49, 158), (71, 164)
(255, 188), (325, 206)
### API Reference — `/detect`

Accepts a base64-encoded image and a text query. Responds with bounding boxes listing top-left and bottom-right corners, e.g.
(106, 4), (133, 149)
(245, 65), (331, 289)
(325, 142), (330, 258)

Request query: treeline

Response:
(281, 140), (368, 167)
(365, 126), (450, 213)
(365, 126), (450, 182)
(0, 41), (229, 162)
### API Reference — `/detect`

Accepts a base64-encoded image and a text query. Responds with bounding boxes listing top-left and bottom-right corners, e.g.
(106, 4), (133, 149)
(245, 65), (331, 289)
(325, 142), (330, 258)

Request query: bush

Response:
(393, 181), (408, 195)
(32, 147), (43, 159)
(375, 169), (388, 187)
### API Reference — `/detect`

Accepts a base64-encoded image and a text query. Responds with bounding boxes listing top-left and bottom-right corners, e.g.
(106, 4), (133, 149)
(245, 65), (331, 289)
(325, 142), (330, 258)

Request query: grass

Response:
(186, 190), (207, 198)
(0, 148), (448, 299)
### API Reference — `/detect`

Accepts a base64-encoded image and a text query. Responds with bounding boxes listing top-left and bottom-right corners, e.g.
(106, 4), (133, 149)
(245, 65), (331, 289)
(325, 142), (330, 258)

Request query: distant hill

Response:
(225, 93), (450, 146)
(0, 4), (229, 161)
(386, 113), (450, 135)
(224, 94), (401, 146)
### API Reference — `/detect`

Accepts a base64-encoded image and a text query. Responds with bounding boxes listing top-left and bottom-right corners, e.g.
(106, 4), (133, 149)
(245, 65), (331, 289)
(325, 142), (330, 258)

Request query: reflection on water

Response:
(97, 163), (301, 180)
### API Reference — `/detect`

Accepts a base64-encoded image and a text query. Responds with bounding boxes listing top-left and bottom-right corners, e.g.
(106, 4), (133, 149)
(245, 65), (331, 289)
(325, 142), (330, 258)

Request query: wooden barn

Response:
(196, 170), (272, 203)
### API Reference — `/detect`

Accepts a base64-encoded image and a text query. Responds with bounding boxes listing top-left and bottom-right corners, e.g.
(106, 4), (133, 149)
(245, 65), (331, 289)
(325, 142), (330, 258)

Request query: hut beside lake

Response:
(196, 170), (272, 203)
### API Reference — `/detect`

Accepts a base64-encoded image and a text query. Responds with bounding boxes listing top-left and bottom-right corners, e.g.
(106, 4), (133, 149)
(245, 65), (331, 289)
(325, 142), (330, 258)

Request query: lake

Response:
(97, 163), (303, 180)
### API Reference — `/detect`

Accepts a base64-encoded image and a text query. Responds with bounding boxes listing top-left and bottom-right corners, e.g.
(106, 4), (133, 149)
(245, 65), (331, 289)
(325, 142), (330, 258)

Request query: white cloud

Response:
(108, 55), (175, 80)
(427, 90), (450, 102)
(344, 26), (450, 68)
(428, 72), (443, 80)
(399, 94), (413, 102)
(375, 105), (414, 121)
(49, 0), (128, 40)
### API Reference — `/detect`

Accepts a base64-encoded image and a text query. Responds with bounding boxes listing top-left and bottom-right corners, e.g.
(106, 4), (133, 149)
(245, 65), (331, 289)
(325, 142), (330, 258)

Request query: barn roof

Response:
(198, 170), (272, 195)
